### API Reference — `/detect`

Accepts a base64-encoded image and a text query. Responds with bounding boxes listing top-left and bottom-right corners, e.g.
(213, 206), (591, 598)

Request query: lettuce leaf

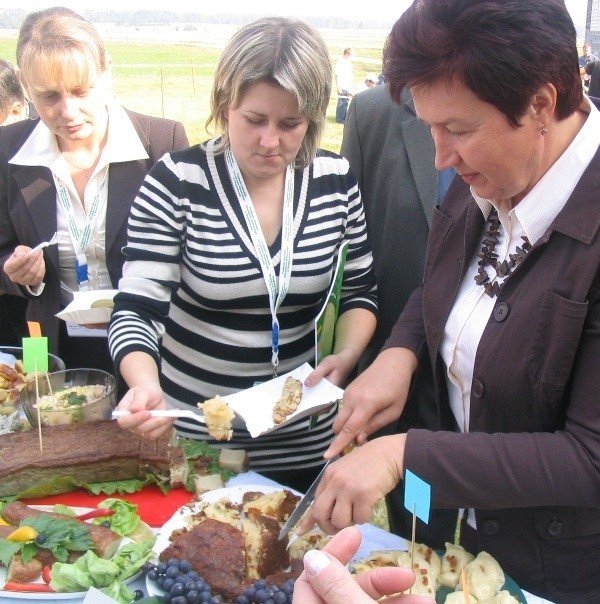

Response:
(94, 499), (140, 537)
(50, 540), (153, 594)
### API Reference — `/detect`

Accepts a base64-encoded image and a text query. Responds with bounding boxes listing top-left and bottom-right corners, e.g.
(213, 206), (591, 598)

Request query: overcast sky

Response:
(0, 0), (588, 31)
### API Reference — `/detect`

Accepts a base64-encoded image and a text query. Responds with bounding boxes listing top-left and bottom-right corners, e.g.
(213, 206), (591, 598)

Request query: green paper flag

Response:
(22, 336), (49, 373)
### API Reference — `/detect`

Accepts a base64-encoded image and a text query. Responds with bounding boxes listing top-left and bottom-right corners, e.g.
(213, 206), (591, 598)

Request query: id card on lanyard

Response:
(54, 172), (106, 291)
(225, 148), (295, 376)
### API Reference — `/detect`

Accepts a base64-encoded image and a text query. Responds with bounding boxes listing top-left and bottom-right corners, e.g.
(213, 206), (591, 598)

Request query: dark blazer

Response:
(388, 148), (600, 603)
(0, 109), (188, 353)
(341, 85), (439, 370)
(341, 85), (458, 548)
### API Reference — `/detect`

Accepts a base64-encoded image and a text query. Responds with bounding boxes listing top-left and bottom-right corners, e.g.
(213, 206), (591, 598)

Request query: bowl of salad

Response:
(20, 368), (116, 428)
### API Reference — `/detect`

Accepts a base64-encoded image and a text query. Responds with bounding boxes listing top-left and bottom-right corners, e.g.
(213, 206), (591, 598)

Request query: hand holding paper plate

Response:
(55, 289), (118, 325)
(221, 362), (344, 438)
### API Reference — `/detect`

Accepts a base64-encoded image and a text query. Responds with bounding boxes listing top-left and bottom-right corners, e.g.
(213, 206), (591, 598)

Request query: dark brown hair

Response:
(384, 0), (582, 127)
(0, 59), (26, 123)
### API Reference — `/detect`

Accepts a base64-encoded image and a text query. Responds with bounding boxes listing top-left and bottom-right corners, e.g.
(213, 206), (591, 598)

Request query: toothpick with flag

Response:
(22, 322), (48, 452)
(404, 469), (432, 593)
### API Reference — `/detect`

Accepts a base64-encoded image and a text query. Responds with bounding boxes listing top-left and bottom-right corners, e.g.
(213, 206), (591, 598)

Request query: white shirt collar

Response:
(9, 102), (149, 170)
(473, 97), (600, 245)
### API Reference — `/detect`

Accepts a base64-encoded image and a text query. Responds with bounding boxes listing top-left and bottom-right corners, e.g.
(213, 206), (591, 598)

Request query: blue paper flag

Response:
(404, 469), (431, 524)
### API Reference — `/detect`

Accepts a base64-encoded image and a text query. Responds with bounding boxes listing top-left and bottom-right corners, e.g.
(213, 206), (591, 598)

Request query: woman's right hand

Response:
(324, 347), (417, 459)
(4, 246), (46, 287)
(115, 381), (174, 439)
(115, 351), (173, 439)
(293, 525), (433, 604)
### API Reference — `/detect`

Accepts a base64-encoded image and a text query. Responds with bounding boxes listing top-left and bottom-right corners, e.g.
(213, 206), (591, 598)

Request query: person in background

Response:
(578, 41), (598, 92)
(0, 59), (30, 346)
(302, 0), (600, 602)
(292, 526), (432, 604)
(340, 82), (456, 548)
(335, 47), (354, 123)
(0, 7), (188, 372)
(110, 17), (378, 493)
(0, 59), (29, 126)
(357, 72), (378, 93)
(582, 57), (600, 99)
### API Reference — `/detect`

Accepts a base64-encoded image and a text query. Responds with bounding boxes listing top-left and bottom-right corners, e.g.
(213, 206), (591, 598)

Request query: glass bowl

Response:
(0, 346), (66, 411)
(20, 368), (116, 428)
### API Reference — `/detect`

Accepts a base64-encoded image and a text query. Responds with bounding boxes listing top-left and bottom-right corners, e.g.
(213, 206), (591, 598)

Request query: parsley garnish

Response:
(67, 392), (87, 406)
(0, 515), (93, 565)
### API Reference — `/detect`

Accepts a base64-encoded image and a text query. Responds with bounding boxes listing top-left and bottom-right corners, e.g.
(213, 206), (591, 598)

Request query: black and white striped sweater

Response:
(109, 140), (377, 472)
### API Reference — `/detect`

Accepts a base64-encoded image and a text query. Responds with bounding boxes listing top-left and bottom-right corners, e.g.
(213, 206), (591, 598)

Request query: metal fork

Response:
(29, 232), (59, 255)
(112, 409), (207, 424)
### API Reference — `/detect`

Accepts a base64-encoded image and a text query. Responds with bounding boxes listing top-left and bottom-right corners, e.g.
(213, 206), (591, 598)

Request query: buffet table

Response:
(0, 471), (555, 604)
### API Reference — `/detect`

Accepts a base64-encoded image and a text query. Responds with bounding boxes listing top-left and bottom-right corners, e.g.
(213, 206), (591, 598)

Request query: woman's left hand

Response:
(293, 525), (432, 604)
(305, 349), (356, 387)
(296, 434), (406, 536)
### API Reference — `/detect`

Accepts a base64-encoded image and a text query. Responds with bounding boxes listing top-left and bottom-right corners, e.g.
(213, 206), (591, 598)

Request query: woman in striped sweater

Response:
(110, 17), (378, 491)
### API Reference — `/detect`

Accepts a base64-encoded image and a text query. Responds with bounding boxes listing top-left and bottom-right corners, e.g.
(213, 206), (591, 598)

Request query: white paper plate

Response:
(55, 290), (118, 325)
(222, 363), (343, 437)
(0, 505), (143, 600)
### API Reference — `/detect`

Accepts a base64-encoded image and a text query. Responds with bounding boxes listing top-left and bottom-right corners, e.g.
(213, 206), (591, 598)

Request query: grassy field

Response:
(0, 27), (387, 152)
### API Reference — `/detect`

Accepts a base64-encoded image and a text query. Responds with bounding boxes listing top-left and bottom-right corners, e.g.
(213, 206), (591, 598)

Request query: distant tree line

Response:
(0, 9), (395, 31)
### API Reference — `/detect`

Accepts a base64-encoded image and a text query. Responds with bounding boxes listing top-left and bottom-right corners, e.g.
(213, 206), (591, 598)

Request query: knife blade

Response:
(278, 455), (339, 540)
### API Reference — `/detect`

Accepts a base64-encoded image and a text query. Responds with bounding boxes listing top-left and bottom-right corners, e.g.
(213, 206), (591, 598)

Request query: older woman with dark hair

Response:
(301, 1), (600, 602)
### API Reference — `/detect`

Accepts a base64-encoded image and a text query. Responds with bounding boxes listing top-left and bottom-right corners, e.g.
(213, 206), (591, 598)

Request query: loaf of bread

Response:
(0, 420), (187, 497)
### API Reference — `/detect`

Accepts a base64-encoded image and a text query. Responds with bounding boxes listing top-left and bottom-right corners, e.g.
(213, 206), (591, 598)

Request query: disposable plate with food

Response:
(222, 362), (344, 437)
(0, 506), (148, 600)
(147, 484), (301, 598)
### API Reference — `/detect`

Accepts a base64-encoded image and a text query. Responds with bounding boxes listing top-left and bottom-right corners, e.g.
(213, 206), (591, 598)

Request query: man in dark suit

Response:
(341, 84), (456, 548)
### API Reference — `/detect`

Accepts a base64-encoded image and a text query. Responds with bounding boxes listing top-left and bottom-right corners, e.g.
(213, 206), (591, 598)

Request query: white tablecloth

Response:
(0, 470), (555, 604)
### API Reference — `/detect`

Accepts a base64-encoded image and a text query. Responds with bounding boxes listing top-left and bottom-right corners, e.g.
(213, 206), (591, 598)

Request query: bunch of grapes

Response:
(234, 578), (294, 603)
(143, 559), (222, 603)
(143, 560), (295, 604)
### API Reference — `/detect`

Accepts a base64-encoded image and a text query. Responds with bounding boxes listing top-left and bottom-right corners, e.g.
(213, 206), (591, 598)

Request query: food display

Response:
(0, 499), (154, 599)
(0, 420), (188, 498)
(20, 368), (116, 428)
(32, 383), (109, 425)
(272, 376), (303, 424)
(146, 486), (331, 603)
(0, 360), (29, 407)
(351, 542), (524, 603)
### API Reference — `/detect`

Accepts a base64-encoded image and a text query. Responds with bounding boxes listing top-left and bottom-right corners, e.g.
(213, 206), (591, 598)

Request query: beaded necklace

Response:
(474, 208), (531, 297)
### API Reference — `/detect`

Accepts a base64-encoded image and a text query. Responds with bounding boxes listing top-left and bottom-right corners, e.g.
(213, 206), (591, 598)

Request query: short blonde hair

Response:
(207, 17), (332, 169)
(17, 7), (109, 95)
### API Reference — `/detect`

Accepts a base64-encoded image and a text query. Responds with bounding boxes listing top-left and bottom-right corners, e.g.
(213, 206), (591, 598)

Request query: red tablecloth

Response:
(26, 485), (195, 527)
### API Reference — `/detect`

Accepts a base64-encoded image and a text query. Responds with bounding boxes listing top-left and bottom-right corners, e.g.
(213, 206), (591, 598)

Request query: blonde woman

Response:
(111, 17), (378, 492)
(0, 7), (188, 372)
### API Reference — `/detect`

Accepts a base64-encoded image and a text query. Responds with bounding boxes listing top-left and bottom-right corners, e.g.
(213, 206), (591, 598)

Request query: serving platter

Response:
(147, 484), (300, 598)
(0, 505), (145, 600)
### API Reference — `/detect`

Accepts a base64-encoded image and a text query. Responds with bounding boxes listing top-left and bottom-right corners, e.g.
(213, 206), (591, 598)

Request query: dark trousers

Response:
(336, 92), (350, 123)
(0, 294), (28, 346)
